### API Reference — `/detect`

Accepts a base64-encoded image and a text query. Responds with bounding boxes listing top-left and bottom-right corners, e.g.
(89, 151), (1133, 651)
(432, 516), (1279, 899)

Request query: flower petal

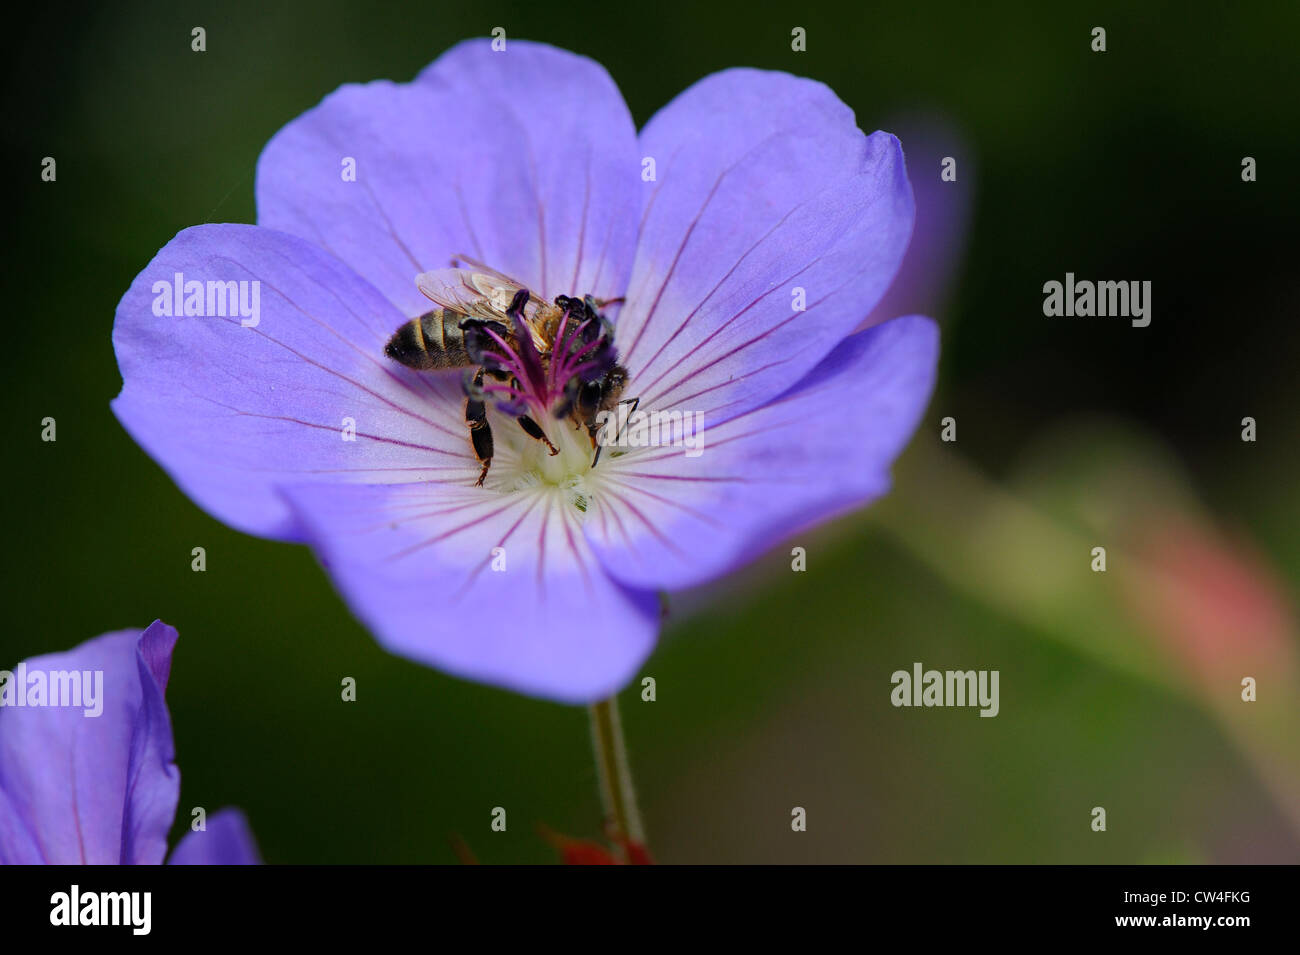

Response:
(282, 482), (660, 703)
(0, 779), (45, 864)
(257, 39), (640, 316)
(586, 315), (938, 591)
(616, 69), (914, 427)
(112, 224), (473, 541)
(168, 808), (261, 865)
(0, 621), (180, 865)
(863, 117), (974, 329)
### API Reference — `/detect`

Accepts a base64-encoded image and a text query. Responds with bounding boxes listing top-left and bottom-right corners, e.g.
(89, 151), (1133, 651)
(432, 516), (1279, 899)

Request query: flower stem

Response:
(587, 696), (645, 856)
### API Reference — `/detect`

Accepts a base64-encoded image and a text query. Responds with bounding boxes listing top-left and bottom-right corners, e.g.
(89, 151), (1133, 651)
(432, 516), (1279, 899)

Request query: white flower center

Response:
(493, 410), (603, 516)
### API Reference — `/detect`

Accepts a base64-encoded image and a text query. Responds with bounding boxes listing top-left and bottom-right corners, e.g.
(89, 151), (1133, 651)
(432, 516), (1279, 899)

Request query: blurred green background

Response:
(5, 0), (1298, 862)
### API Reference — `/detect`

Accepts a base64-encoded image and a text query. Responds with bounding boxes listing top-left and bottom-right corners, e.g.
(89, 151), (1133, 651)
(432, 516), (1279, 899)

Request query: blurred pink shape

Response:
(1125, 517), (1295, 687)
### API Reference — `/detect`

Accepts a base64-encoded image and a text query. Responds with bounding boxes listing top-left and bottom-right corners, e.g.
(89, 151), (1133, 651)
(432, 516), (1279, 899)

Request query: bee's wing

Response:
(416, 268), (518, 323)
(418, 265), (555, 353)
(449, 254), (531, 290)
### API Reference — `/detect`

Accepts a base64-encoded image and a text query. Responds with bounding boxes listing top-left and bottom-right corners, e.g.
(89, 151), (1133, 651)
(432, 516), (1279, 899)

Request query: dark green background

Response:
(5, 1), (1297, 862)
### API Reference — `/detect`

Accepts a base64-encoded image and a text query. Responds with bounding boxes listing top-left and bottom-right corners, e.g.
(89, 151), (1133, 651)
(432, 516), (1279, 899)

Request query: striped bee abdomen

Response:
(384, 309), (471, 370)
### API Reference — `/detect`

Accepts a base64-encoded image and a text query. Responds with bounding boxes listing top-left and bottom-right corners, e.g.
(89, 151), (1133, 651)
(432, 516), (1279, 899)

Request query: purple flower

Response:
(0, 621), (259, 864)
(112, 40), (939, 702)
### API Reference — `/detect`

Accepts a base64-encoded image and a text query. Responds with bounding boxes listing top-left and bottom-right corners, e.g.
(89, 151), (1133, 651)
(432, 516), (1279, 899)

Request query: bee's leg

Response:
(467, 404), (493, 487)
(516, 415), (559, 456)
(506, 288), (530, 317)
(502, 374), (557, 455)
(466, 370), (493, 487)
(591, 397), (640, 468)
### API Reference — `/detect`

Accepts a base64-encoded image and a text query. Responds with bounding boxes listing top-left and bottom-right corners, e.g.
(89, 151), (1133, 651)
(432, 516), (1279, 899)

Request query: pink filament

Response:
(477, 307), (604, 416)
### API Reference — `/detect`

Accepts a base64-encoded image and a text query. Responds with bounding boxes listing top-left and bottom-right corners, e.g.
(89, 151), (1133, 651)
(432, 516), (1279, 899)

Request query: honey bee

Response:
(384, 256), (632, 487)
